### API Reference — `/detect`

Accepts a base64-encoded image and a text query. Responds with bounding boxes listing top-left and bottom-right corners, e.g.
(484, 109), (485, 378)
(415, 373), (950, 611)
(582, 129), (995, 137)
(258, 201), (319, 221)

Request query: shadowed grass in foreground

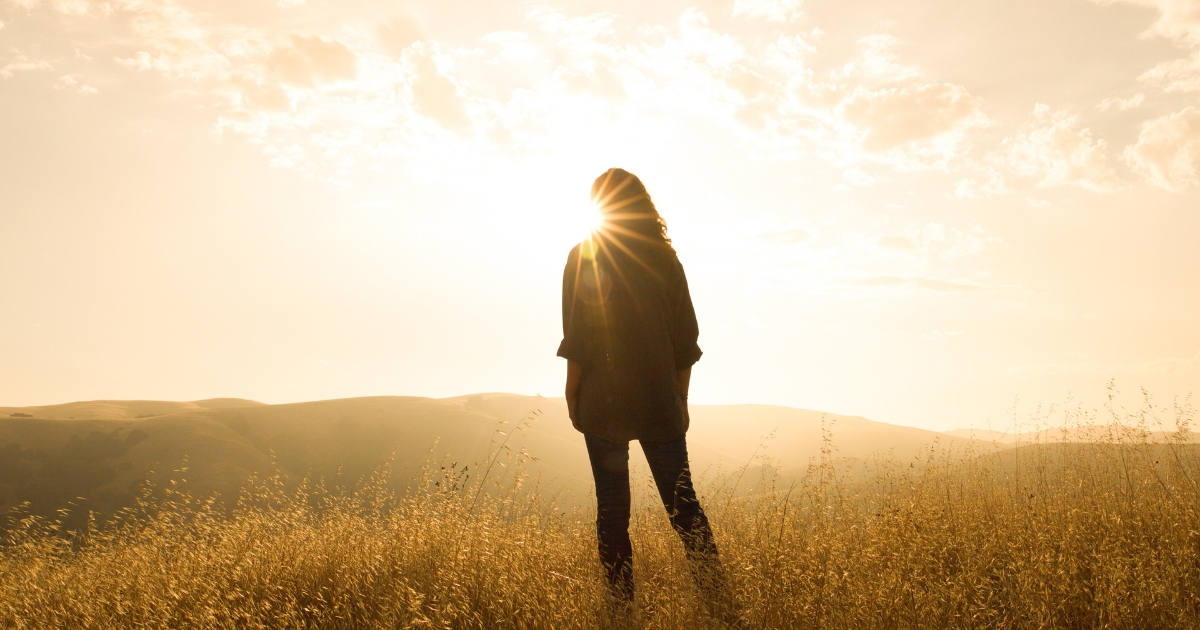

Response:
(2, 400), (1199, 629)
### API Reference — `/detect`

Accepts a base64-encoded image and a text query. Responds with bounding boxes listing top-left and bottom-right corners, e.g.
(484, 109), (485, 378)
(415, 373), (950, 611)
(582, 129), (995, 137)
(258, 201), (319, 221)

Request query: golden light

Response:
(574, 200), (606, 241)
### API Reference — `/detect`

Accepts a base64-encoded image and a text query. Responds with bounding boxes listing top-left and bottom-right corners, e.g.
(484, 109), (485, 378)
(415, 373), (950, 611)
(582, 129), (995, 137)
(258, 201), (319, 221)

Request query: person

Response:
(558, 168), (731, 614)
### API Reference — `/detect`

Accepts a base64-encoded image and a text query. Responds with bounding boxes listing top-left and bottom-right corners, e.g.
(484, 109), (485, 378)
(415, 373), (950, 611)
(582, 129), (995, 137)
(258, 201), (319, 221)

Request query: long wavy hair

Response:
(590, 168), (674, 255)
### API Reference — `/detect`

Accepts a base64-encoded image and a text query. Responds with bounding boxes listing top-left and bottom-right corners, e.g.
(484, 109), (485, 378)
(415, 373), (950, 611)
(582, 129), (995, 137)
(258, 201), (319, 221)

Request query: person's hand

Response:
(678, 367), (692, 433)
(567, 395), (583, 433)
(565, 360), (584, 434)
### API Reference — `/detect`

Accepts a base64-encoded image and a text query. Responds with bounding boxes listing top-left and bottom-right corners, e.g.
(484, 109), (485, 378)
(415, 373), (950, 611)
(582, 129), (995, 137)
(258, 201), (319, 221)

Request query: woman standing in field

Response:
(558, 168), (732, 617)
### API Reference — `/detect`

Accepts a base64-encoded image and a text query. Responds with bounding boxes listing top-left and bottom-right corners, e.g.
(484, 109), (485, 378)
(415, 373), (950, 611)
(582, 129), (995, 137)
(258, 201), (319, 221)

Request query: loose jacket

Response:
(557, 237), (702, 442)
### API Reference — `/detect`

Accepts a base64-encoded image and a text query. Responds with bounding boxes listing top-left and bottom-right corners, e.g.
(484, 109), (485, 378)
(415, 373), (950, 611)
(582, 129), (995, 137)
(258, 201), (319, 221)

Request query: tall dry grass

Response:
(2, 393), (1198, 629)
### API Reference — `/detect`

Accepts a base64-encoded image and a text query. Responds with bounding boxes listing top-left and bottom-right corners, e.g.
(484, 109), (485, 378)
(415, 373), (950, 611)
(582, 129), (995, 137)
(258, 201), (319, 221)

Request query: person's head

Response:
(591, 168), (673, 252)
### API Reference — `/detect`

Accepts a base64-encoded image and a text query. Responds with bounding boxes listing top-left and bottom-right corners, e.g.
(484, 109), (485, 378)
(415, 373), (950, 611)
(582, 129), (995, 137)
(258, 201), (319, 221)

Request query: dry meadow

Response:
(2, 396), (1198, 629)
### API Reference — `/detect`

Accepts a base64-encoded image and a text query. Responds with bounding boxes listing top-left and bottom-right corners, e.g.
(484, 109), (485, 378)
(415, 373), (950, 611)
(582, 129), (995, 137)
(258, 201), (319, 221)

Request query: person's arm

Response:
(671, 264), (703, 370)
(672, 263), (700, 433)
(565, 359), (584, 432)
(679, 366), (692, 432)
(557, 247), (586, 434)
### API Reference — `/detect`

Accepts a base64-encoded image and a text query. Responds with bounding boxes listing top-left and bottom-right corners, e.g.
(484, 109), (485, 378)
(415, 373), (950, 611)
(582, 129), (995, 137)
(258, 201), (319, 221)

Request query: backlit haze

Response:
(2, 0), (1198, 432)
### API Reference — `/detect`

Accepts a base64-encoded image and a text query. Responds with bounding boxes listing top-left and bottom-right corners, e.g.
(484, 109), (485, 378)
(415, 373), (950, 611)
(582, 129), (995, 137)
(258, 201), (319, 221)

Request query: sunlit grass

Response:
(2, 396), (1198, 629)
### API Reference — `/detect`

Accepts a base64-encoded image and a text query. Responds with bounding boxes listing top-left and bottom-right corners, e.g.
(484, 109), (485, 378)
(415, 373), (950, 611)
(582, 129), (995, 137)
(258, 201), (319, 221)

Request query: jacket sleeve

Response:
(672, 262), (703, 370)
(556, 246), (588, 363)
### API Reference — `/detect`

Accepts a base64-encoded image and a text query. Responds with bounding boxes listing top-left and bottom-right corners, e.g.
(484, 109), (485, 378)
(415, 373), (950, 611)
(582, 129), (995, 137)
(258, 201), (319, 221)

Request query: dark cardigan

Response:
(557, 238), (702, 443)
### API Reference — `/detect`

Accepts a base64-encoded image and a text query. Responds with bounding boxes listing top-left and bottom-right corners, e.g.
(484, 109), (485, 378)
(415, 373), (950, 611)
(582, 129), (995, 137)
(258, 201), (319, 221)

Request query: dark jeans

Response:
(585, 433), (726, 603)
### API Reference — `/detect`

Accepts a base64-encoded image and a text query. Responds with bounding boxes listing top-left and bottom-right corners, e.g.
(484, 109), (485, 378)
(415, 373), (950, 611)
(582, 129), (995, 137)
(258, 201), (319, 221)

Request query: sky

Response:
(1, 0), (1198, 432)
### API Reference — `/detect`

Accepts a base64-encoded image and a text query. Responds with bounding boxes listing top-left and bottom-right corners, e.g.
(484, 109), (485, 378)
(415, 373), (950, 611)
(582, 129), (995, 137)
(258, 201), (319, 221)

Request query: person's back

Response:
(560, 236), (699, 443)
(558, 168), (735, 622)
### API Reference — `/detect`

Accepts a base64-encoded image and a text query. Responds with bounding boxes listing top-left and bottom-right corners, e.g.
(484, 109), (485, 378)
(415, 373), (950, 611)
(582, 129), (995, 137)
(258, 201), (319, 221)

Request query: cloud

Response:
(747, 35), (989, 170)
(379, 14), (422, 59)
(842, 166), (875, 186)
(835, 35), (921, 83)
(407, 43), (471, 133)
(1097, 1), (1200, 92)
(482, 31), (541, 63)
(6, 0), (998, 189)
(50, 0), (87, 15)
(1000, 104), (1121, 192)
(840, 82), (983, 157)
(527, 6), (615, 40)
(557, 61), (625, 100)
(732, 0), (803, 22)
(106, 0), (230, 82)
(723, 63), (778, 129)
(267, 35), (357, 87)
(1139, 50), (1200, 92)
(1095, 0), (1200, 43)
(1097, 93), (1145, 111)
(228, 76), (291, 112)
(16, 0), (1149, 205)
(114, 51), (170, 72)
(1124, 106), (1200, 190)
(53, 74), (96, 93)
(0, 53), (53, 78)
(953, 169), (1012, 199)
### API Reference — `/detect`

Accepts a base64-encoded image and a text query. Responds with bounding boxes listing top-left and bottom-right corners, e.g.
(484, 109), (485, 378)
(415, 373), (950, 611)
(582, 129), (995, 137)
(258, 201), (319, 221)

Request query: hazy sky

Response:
(2, 0), (1198, 431)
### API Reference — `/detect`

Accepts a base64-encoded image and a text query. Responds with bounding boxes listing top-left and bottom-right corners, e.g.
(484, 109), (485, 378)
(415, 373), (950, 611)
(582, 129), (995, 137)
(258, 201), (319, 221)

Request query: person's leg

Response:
(584, 434), (634, 603)
(640, 435), (732, 609)
(640, 435), (719, 560)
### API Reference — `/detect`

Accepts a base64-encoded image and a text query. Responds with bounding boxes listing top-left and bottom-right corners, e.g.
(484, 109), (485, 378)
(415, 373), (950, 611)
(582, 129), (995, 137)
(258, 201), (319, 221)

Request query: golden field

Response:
(1, 393), (1198, 629)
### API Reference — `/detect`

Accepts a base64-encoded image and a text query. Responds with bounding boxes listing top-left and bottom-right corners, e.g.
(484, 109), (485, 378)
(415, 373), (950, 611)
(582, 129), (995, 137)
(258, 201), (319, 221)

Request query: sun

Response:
(570, 199), (605, 242)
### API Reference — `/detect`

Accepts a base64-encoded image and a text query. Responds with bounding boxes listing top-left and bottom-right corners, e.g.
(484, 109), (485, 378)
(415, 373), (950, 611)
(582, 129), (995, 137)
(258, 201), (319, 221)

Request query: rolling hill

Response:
(1, 394), (996, 526)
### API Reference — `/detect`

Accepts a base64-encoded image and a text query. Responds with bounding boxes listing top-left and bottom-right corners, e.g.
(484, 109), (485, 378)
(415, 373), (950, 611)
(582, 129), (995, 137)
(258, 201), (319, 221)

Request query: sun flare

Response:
(565, 200), (605, 244)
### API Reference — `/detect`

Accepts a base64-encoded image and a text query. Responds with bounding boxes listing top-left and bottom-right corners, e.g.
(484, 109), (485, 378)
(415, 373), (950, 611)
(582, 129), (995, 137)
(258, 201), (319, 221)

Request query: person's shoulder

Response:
(563, 241), (596, 273)
(667, 250), (685, 274)
(667, 252), (690, 286)
(640, 247), (683, 285)
(568, 239), (605, 263)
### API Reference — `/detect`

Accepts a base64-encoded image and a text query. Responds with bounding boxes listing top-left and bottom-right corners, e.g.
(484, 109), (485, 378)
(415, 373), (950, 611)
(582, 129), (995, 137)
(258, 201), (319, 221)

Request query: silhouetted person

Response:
(559, 168), (732, 617)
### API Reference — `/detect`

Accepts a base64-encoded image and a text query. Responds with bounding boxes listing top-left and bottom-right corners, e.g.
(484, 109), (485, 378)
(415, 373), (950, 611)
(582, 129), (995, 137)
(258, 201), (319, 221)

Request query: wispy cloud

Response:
(0, 52), (53, 78)
(999, 104), (1122, 192)
(1124, 106), (1200, 191)
(1097, 93), (1145, 111)
(4, 0), (1197, 201)
(732, 0), (803, 23)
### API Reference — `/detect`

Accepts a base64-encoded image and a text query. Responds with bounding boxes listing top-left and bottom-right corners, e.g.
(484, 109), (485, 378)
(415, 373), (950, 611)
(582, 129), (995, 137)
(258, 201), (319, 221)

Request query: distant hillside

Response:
(1, 394), (994, 528)
(0, 398), (265, 421)
(945, 425), (1199, 445)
